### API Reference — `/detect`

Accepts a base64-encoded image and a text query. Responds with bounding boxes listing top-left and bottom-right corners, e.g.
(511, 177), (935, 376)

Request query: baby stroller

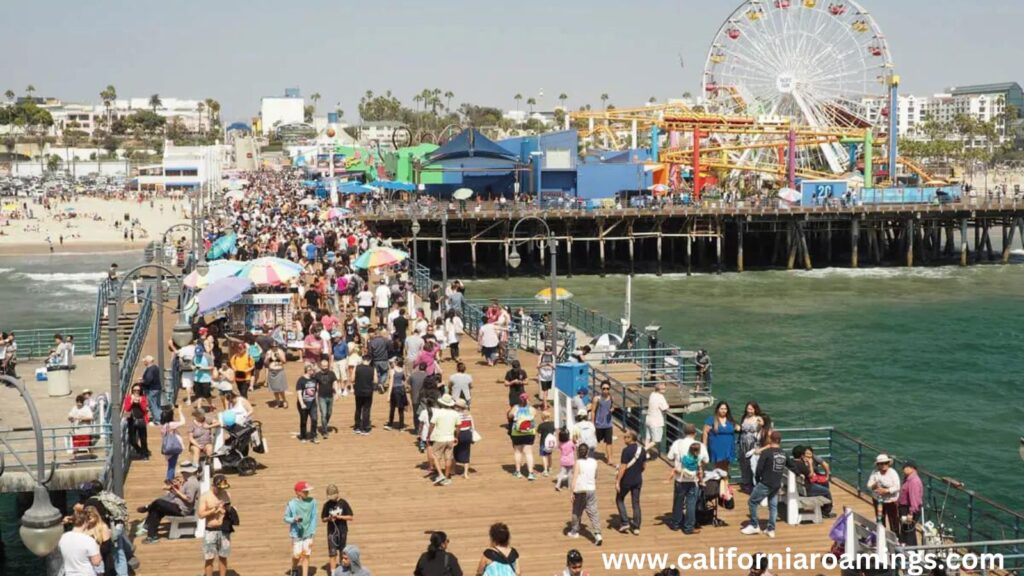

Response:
(697, 470), (730, 527)
(213, 421), (266, 476)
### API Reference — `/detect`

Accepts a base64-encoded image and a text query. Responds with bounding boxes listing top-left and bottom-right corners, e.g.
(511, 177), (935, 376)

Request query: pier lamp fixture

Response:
(0, 375), (64, 558)
(410, 219), (421, 293)
(507, 217), (558, 362)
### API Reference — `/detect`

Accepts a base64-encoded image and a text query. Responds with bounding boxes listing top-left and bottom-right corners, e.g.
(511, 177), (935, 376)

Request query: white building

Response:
(35, 97), (212, 138)
(260, 96), (305, 136)
(136, 143), (226, 192)
(355, 121), (406, 147)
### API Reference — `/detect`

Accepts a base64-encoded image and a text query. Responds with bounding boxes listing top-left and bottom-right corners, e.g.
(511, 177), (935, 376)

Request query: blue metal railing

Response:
(9, 326), (96, 358)
(92, 278), (110, 354)
(118, 287), (153, 398)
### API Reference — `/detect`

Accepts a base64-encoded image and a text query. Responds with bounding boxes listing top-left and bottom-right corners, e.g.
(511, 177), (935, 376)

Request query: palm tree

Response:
(514, 93), (523, 112)
(558, 93), (568, 109)
(527, 97), (536, 114)
(413, 94), (423, 111)
(648, 96), (657, 104)
(209, 100), (221, 127)
(600, 93), (609, 110)
(25, 85), (35, 99)
(100, 85), (117, 126)
(444, 91), (454, 112)
(4, 89), (14, 103)
(682, 91), (693, 100)
(149, 94), (162, 112)
(196, 102), (205, 134)
(310, 92), (321, 115)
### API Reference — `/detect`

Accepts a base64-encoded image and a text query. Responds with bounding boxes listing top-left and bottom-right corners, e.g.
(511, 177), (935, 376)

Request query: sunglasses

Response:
(601, 387), (610, 391)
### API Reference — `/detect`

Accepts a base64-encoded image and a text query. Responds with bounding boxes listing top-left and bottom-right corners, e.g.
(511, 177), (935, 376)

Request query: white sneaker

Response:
(741, 524), (761, 535)
(594, 534), (603, 547)
(567, 531), (579, 539)
(765, 530), (776, 539)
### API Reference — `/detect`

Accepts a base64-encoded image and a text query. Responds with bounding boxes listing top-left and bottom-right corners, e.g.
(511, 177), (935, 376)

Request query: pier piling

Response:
(737, 220), (745, 273)
(960, 218), (969, 266)
(851, 219), (860, 268)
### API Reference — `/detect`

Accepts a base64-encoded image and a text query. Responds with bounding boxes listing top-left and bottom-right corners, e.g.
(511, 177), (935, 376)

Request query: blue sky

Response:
(1, 0), (1021, 121)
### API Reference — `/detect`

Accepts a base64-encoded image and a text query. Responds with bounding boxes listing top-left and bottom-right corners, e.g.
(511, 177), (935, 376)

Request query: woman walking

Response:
(738, 402), (766, 493)
(266, 342), (288, 409)
(123, 384), (151, 460)
(507, 393), (537, 480)
(414, 531), (463, 576)
(474, 523), (520, 576)
(385, 360), (408, 430)
(444, 309), (463, 361)
(453, 399), (475, 479)
(703, 401), (739, 475)
(229, 342), (255, 399)
(568, 444), (602, 546)
(159, 406), (185, 484)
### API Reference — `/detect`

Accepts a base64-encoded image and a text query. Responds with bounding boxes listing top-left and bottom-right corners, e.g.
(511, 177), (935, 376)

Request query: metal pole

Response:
(107, 291), (123, 497)
(441, 214), (448, 289)
(548, 232), (557, 360)
(0, 375), (47, 487)
(155, 270), (165, 406)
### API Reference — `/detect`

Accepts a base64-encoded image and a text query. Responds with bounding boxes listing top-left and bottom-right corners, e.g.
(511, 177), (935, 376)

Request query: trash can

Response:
(46, 365), (72, 397)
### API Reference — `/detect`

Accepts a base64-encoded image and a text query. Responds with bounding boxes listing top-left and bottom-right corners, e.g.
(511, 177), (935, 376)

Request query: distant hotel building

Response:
(5, 97), (214, 138)
(862, 81), (1024, 148)
(258, 88), (305, 136)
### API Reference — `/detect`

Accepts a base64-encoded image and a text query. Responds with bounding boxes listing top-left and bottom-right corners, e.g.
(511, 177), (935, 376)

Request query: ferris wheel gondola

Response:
(703, 0), (893, 176)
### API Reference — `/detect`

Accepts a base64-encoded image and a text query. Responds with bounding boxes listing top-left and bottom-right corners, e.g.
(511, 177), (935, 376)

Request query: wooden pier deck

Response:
(124, 334), (875, 575)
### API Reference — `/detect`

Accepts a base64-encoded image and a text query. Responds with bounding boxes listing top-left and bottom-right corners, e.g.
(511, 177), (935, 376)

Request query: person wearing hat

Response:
(429, 394), (460, 486)
(507, 392), (538, 481)
(867, 453), (902, 530)
(452, 398), (476, 480)
(198, 474), (232, 576)
(572, 408), (598, 454)
(141, 461), (200, 544)
(320, 484), (354, 574)
(897, 460), (923, 545)
(284, 481), (318, 576)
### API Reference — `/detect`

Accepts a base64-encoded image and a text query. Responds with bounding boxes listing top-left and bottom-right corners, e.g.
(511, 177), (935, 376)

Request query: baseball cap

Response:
(198, 327), (209, 335)
(518, 392), (529, 402)
(294, 480), (314, 493)
(213, 474), (231, 489)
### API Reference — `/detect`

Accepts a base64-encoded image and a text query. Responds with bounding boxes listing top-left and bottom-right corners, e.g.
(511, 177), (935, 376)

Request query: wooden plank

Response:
(126, 333), (873, 575)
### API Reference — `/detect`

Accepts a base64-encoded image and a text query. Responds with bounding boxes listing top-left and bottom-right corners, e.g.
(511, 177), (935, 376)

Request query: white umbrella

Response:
(589, 333), (623, 354)
(298, 197), (319, 207)
(453, 188), (474, 201)
(777, 188), (801, 203)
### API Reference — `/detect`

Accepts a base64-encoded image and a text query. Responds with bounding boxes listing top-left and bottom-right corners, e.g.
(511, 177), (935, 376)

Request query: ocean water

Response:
(468, 263), (1024, 513)
(0, 251), (144, 329)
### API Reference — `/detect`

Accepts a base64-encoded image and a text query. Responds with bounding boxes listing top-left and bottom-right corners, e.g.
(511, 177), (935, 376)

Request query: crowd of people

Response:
(56, 167), (923, 576)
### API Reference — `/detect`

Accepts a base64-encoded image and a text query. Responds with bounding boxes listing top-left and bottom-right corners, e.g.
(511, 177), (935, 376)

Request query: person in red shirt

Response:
(122, 383), (151, 459)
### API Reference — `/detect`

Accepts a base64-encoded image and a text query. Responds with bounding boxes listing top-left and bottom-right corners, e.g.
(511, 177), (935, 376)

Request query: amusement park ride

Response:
(570, 0), (949, 199)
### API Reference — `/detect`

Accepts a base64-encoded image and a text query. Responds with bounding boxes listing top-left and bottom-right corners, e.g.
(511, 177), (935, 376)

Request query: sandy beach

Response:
(0, 196), (192, 255)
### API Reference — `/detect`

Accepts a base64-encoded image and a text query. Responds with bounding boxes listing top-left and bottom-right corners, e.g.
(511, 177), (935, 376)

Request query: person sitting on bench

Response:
(138, 462), (200, 544)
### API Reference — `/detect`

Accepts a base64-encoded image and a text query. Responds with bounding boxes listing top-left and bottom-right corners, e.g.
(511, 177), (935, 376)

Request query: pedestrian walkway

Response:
(125, 333), (873, 575)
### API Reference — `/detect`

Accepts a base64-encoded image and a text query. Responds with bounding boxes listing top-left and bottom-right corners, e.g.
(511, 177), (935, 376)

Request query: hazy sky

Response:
(1, 0), (1021, 122)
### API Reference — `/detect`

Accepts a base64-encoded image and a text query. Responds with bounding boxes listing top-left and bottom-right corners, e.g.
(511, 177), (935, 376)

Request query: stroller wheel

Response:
(238, 457), (257, 476)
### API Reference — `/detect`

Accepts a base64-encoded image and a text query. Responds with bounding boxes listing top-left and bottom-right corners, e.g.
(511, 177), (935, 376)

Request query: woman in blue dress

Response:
(703, 401), (739, 474)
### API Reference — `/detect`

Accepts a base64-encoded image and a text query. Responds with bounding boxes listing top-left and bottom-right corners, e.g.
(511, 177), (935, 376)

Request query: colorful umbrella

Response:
(322, 207), (353, 220)
(236, 257), (303, 286)
(195, 276), (253, 315)
(535, 287), (573, 302)
(182, 260), (244, 289)
(352, 247), (408, 270)
(206, 234), (237, 260)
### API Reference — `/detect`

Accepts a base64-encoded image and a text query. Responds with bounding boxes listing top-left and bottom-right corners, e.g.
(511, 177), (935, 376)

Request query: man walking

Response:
(295, 364), (320, 444)
(374, 280), (390, 328)
(614, 431), (646, 535)
(666, 424), (707, 534)
(742, 430), (786, 538)
(313, 359), (338, 438)
(197, 474), (233, 576)
(429, 394), (460, 485)
(141, 356), (162, 423)
(352, 357), (375, 435)
(367, 328), (391, 391)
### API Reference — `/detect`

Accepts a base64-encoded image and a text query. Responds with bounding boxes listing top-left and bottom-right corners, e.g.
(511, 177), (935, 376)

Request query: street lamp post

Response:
(507, 217), (558, 362)
(441, 213), (449, 290)
(0, 375), (65, 562)
(411, 219), (421, 289)
(531, 150), (545, 209)
(107, 263), (183, 497)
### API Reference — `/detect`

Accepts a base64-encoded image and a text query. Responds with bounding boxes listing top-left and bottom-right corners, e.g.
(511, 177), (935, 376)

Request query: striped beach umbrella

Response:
(321, 207), (353, 220)
(182, 260), (244, 289)
(534, 287), (573, 302)
(236, 257), (303, 286)
(352, 247), (408, 270)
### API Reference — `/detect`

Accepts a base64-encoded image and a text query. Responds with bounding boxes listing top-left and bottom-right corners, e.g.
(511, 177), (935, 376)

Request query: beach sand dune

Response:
(0, 196), (193, 255)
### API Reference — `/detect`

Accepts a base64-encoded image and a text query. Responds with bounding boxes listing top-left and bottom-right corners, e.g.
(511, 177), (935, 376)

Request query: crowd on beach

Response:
(55, 168), (925, 576)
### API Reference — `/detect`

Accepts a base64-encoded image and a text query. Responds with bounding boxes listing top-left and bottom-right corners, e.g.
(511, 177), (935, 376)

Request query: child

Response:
(537, 412), (556, 477)
(320, 484), (354, 575)
(284, 481), (318, 576)
(215, 363), (234, 410)
(678, 442), (704, 483)
(554, 428), (575, 491)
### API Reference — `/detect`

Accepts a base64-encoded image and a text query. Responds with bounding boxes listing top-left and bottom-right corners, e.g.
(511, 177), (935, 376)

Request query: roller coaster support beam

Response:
(787, 128), (797, 190)
(864, 129), (874, 188)
(888, 75), (901, 186)
(693, 129), (704, 200)
(651, 126), (660, 162)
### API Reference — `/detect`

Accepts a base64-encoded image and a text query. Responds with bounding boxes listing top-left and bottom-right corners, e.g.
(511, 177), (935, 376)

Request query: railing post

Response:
(857, 441), (864, 498)
(968, 492), (975, 542)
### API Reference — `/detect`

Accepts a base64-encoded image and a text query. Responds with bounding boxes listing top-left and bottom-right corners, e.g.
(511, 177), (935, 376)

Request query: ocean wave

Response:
(0, 268), (13, 274)
(18, 272), (108, 282)
(64, 283), (101, 294)
(789, 267), (964, 280)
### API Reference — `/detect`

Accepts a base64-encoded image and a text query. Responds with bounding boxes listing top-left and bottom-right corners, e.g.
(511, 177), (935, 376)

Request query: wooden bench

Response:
(167, 515), (198, 540)
(780, 471), (831, 525)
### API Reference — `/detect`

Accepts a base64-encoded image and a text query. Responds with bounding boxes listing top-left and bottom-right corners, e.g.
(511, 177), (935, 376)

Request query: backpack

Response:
(160, 428), (183, 456)
(93, 491), (129, 524)
(247, 343), (263, 362)
(483, 558), (517, 576)
(510, 407), (535, 437)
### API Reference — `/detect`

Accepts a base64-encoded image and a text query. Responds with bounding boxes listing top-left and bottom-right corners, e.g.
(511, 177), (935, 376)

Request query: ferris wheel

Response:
(703, 0), (893, 174)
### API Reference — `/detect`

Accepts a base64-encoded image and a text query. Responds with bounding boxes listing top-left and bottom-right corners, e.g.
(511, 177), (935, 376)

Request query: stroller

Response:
(212, 421), (266, 476)
(697, 470), (732, 527)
